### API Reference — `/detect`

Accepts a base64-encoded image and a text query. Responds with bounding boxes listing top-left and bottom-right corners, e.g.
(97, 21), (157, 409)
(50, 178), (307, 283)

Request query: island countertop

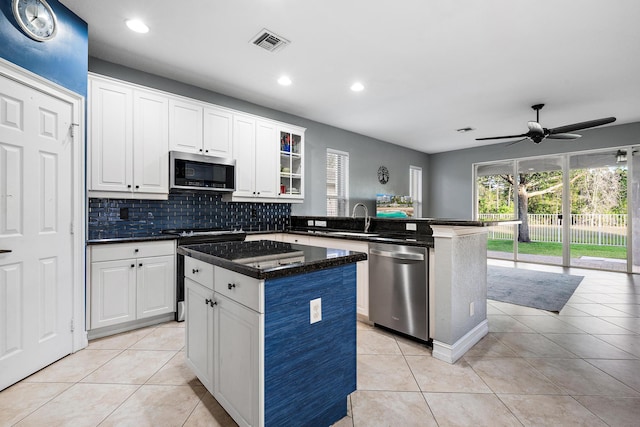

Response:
(178, 240), (367, 280)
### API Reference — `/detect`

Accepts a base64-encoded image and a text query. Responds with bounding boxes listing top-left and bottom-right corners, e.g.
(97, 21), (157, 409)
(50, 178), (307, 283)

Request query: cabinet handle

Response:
(130, 264), (135, 268)
(138, 263), (143, 267)
(192, 268), (199, 274)
(205, 149), (209, 153)
(205, 298), (216, 307)
(134, 249), (139, 253)
(135, 185), (139, 189)
(199, 148), (203, 152)
(127, 184), (132, 188)
(228, 283), (236, 290)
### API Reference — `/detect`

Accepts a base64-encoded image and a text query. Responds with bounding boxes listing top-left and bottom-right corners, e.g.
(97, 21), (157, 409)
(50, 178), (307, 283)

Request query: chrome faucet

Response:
(352, 203), (371, 233)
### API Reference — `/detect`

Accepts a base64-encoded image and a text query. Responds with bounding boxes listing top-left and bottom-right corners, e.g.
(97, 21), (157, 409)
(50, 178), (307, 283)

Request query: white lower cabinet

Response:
(214, 294), (260, 427)
(88, 241), (176, 330)
(185, 277), (214, 392)
(185, 258), (262, 427)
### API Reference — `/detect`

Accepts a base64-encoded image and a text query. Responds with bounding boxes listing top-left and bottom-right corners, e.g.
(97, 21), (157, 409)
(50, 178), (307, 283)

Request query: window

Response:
(327, 149), (349, 216)
(409, 165), (423, 217)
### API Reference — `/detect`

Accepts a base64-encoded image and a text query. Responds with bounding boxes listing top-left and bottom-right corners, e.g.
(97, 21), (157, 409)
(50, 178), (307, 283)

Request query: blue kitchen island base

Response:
(264, 264), (356, 427)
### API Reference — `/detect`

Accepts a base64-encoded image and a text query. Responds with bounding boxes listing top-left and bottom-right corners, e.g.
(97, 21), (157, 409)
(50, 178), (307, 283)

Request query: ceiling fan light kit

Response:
(476, 104), (616, 146)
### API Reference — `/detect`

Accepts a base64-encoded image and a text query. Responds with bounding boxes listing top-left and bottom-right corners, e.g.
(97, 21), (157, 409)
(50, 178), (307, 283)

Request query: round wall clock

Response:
(12, 0), (58, 42)
(377, 165), (389, 184)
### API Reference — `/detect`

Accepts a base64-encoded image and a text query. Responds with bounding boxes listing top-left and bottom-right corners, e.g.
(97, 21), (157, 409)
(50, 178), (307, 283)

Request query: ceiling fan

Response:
(476, 104), (616, 145)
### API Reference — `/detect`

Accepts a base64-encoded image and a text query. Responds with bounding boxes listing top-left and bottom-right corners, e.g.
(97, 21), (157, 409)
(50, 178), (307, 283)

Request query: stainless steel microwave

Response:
(169, 151), (235, 192)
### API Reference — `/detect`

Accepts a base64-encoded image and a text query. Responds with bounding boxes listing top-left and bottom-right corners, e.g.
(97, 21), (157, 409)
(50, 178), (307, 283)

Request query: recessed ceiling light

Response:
(126, 19), (149, 34)
(278, 76), (292, 86)
(350, 82), (365, 92)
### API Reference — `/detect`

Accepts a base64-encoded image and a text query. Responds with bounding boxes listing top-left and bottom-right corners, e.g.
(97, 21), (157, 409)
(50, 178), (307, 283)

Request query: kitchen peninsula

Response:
(177, 240), (366, 427)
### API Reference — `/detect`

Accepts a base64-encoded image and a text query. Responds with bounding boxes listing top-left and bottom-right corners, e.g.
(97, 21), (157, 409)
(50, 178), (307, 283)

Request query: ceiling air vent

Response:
(250, 29), (289, 52)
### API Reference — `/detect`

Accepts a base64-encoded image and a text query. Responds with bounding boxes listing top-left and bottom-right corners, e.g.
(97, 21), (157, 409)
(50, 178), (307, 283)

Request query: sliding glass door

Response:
(475, 146), (638, 273)
(568, 150), (628, 272)
(476, 161), (516, 260)
(515, 157), (564, 266)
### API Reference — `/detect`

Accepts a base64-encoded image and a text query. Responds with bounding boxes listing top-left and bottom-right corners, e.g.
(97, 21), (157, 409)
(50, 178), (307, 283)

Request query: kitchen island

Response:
(178, 240), (366, 427)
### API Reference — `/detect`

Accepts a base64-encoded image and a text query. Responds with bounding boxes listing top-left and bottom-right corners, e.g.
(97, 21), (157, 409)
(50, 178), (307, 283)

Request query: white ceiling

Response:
(60, 0), (640, 154)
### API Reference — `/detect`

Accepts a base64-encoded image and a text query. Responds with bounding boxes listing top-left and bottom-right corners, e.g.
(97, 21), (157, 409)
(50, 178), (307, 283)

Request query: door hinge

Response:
(70, 222), (74, 235)
(70, 318), (75, 332)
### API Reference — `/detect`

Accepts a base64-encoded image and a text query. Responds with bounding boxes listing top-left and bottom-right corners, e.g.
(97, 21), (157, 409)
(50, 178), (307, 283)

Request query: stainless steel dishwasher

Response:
(368, 242), (428, 341)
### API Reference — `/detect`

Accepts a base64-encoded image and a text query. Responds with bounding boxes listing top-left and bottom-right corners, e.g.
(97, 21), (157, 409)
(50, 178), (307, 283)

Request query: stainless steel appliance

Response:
(368, 242), (429, 341)
(169, 151), (235, 192)
(162, 228), (246, 321)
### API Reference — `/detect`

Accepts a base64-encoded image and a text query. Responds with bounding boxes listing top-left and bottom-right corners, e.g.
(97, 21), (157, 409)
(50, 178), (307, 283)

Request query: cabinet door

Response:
(89, 78), (133, 192)
(255, 120), (279, 198)
(203, 107), (233, 158)
(214, 294), (260, 427)
(185, 278), (214, 393)
(169, 98), (203, 153)
(136, 255), (175, 319)
(232, 114), (257, 197)
(133, 90), (169, 194)
(90, 259), (136, 328)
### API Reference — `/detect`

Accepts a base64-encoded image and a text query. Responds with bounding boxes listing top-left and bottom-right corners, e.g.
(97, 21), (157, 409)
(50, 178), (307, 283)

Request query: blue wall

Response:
(0, 0), (88, 96)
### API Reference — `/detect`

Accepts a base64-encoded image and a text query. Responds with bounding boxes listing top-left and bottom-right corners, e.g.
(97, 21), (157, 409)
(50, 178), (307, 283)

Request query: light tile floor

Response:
(2, 259), (640, 426)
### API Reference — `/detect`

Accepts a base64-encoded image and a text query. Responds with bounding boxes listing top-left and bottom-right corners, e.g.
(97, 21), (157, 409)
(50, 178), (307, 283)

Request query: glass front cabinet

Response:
(279, 127), (304, 200)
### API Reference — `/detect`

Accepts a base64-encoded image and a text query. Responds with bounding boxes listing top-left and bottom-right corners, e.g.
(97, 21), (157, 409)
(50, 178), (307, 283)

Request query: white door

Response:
(90, 259), (137, 328)
(0, 73), (74, 390)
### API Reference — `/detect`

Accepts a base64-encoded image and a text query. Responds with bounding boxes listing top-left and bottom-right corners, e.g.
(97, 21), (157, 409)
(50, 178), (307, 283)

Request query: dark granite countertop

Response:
(87, 234), (178, 245)
(178, 240), (367, 280)
(284, 229), (435, 248)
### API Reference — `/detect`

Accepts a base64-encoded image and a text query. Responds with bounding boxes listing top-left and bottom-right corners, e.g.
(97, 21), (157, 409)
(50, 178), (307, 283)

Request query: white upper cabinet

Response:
(169, 98), (203, 153)
(89, 73), (303, 202)
(204, 107), (233, 158)
(232, 114), (257, 198)
(89, 77), (134, 193)
(89, 75), (169, 199)
(133, 90), (169, 194)
(169, 98), (233, 159)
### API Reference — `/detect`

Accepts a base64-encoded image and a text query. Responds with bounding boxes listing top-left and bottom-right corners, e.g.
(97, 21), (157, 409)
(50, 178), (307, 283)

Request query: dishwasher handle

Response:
(369, 248), (424, 261)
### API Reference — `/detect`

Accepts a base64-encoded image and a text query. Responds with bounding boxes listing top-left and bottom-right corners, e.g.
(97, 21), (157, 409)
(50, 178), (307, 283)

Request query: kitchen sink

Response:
(329, 231), (379, 237)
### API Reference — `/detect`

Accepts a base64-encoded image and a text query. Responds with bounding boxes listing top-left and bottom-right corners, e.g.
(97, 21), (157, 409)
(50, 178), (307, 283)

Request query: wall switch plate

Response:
(307, 220), (314, 226)
(310, 298), (322, 324)
(469, 301), (475, 317)
(405, 223), (417, 231)
(315, 220), (327, 227)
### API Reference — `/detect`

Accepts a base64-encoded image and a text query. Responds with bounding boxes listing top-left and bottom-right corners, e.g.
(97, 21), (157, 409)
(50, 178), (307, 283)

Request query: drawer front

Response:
(214, 267), (262, 312)
(91, 240), (175, 262)
(185, 256), (214, 290)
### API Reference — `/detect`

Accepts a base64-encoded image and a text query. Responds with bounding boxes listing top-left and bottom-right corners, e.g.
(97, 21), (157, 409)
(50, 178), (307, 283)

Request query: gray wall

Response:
(89, 58), (430, 217)
(428, 122), (640, 219)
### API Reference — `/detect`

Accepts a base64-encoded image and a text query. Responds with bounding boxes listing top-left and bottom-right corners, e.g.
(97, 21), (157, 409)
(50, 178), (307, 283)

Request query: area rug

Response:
(487, 265), (584, 312)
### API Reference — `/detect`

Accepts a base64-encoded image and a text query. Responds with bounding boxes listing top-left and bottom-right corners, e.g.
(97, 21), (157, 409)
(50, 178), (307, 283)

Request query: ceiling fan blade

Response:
(546, 133), (582, 140)
(549, 117), (616, 135)
(475, 133), (529, 141)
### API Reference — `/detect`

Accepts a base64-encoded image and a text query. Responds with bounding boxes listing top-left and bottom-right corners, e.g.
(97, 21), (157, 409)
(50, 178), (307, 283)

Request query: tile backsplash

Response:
(88, 193), (291, 240)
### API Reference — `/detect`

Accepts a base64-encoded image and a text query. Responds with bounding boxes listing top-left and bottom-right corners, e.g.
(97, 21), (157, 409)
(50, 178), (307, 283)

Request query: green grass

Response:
(488, 239), (627, 259)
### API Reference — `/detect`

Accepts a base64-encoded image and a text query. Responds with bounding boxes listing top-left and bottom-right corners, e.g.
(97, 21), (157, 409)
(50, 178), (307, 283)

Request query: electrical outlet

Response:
(310, 298), (322, 324)
(315, 220), (327, 227)
(469, 301), (475, 317)
(307, 220), (314, 226)
(405, 223), (417, 231)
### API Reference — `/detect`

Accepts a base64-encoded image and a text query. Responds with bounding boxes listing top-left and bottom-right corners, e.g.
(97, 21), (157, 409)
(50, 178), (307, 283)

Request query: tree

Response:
(500, 171), (584, 242)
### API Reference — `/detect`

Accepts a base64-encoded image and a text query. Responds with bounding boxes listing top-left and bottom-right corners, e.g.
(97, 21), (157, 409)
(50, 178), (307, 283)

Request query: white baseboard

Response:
(432, 319), (489, 364)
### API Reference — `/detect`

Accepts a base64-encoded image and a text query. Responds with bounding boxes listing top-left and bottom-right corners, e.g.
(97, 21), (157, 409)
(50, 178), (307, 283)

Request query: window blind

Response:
(327, 149), (349, 216)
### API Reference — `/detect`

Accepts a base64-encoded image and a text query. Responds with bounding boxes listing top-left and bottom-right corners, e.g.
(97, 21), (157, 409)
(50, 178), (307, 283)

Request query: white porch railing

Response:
(479, 213), (627, 246)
